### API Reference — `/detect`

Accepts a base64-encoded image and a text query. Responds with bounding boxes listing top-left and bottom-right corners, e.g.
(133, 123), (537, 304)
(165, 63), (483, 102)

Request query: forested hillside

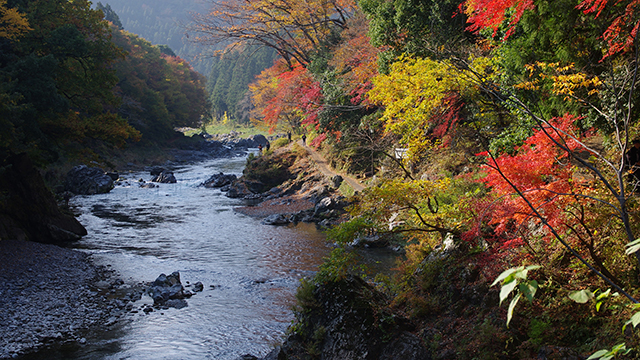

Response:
(0, 0), (207, 168)
(98, 0), (216, 74)
(206, 46), (278, 124)
(190, 0), (640, 357)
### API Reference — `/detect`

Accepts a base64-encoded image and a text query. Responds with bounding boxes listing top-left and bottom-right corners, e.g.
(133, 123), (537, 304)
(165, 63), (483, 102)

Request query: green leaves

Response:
(568, 289), (617, 311)
(491, 265), (541, 327)
(624, 238), (640, 255)
(569, 289), (593, 304)
(586, 343), (632, 360)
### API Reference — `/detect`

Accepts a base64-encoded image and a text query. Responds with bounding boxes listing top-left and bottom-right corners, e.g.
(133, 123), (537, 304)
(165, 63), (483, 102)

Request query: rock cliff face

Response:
(0, 153), (87, 243)
(261, 276), (429, 360)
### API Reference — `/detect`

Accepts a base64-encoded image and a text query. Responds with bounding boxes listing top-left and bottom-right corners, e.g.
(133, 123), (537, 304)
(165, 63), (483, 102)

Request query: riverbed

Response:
(47, 156), (333, 359)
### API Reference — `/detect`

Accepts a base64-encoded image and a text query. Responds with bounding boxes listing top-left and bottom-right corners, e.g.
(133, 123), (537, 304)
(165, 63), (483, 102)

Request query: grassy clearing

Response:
(179, 122), (272, 137)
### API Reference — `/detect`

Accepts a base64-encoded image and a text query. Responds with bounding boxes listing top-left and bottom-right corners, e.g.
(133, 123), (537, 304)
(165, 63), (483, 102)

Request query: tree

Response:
(190, 0), (357, 68)
(0, 0), (139, 163)
(459, 0), (534, 39)
(0, 0), (30, 40)
(249, 59), (322, 132)
(360, 0), (470, 62)
(111, 29), (207, 141)
(96, 2), (123, 30)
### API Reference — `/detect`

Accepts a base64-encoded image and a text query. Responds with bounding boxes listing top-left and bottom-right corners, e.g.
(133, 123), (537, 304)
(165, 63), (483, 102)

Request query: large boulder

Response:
(0, 153), (87, 243)
(65, 165), (114, 195)
(152, 171), (177, 184)
(202, 173), (237, 188)
(250, 134), (269, 147)
(260, 276), (429, 360)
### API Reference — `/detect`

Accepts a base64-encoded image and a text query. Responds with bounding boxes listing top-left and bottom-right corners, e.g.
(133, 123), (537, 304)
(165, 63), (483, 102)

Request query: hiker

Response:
(287, 131), (291, 142)
(301, 134), (306, 145)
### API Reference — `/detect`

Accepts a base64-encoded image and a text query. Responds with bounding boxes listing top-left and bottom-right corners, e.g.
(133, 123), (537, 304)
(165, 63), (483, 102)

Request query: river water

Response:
(59, 156), (334, 359)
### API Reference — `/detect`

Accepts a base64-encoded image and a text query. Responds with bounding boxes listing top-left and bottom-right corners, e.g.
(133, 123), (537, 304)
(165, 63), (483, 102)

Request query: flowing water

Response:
(38, 156), (397, 360)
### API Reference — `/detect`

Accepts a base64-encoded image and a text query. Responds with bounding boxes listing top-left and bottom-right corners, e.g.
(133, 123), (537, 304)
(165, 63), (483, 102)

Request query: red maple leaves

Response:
(578, 0), (640, 58)
(477, 114), (586, 248)
(460, 0), (535, 39)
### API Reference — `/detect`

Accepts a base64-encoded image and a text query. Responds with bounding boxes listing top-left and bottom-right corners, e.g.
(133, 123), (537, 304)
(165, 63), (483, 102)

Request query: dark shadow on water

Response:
(91, 204), (183, 228)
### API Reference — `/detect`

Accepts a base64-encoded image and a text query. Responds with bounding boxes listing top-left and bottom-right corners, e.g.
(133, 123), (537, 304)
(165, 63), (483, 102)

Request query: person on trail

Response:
(301, 134), (306, 145)
(287, 131), (291, 142)
(265, 141), (270, 151)
(258, 144), (263, 153)
(626, 139), (640, 184)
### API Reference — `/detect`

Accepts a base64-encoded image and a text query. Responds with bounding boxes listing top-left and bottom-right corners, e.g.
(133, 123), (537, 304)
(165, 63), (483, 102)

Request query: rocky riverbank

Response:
(217, 143), (351, 228)
(0, 240), (140, 359)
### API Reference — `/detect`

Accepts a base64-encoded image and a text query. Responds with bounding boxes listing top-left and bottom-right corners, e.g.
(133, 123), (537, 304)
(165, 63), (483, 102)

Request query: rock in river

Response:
(147, 271), (189, 308)
(202, 172), (237, 188)
(152, 171), (177, 184)
(65, 165), (114, 195)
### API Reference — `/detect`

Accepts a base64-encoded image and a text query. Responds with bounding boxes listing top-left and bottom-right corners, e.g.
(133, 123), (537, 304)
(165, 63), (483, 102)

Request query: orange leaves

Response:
(249, 59), (322, 130)
(460, 0), (535, 39)
(0, 0), (31, 40)
(329, 13), (379, 106)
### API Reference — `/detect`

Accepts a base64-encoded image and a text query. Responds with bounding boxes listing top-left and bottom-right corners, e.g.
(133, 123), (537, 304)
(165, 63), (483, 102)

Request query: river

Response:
(50, 156), (333, 359)
(30, 155), (398, 360)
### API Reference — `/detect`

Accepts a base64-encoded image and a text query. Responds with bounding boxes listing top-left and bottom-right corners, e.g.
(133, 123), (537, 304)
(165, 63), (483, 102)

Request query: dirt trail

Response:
(300, 140), (365, 193)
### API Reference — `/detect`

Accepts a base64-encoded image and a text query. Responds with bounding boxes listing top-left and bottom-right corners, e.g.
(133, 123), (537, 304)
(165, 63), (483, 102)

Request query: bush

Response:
(272, 137), (290, 149)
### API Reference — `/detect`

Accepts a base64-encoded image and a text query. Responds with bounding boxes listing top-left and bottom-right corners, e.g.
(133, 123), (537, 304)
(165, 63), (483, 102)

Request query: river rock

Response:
(202, 173), (237, 188)
(147, 272), (188, 307)
(331, 175), (343, 189)
(259, 275), (429, 360)
(226, 180), (264, 198)
(65, 165), (114, 195)
(152, 171), (177, 184)
(262, 214), (291, 226)
(0, 153), (87, 243)
(149, 166), (166, 176)
(314, 196), (334, 215)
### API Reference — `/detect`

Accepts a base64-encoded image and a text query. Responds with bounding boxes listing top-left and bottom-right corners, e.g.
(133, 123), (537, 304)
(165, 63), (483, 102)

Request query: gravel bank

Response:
(0, 240), (140, 359)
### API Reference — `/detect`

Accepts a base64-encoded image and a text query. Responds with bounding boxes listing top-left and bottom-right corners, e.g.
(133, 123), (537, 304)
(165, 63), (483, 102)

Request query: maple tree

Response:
(249, 59), (323, 133)
(459, 0), (534, 39)
(577, 0), (640, 58)
(328, 12), (379, 107)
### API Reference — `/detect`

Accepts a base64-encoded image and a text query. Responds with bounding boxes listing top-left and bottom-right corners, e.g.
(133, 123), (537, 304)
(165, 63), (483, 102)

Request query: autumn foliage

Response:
(250, 60), (323, 132)
(460, 0), (535, 39)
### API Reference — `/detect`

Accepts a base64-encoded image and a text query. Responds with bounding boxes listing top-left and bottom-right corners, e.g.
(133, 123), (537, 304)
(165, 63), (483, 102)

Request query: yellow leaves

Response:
(516, 62), (602, 99)
(367, 55), (486, 160)
(0, 0), (31, 40)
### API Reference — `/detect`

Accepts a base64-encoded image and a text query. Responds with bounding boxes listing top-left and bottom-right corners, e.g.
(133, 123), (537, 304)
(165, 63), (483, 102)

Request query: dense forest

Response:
(97, 0), (215, 74)
(189, 0), (640, 357)
(0, 0), (206, 169)
(206, 46), (278, 124)
(97, 0), (278, 124)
